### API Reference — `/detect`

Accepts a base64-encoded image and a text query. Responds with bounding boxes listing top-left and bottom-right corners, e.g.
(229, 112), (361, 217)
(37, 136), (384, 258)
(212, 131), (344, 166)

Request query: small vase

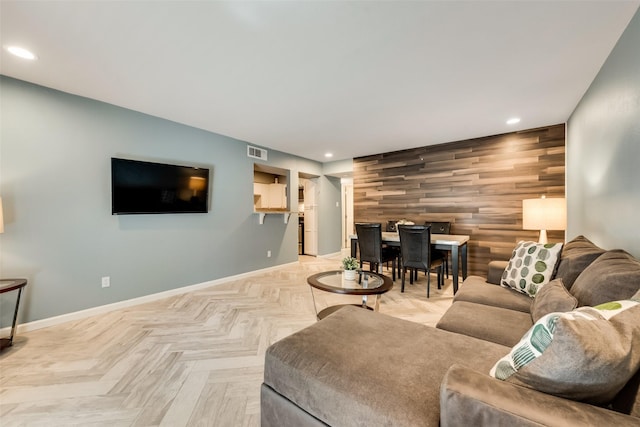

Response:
(343, 269), (357, 281)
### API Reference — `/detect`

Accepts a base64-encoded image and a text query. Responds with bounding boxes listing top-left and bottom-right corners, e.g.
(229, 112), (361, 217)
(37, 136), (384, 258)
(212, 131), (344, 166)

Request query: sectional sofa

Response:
(261, 236), (640, 426)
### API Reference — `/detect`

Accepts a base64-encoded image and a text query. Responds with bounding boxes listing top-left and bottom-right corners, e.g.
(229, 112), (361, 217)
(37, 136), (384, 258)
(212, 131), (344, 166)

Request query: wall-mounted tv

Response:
(111, 157), (210, 215)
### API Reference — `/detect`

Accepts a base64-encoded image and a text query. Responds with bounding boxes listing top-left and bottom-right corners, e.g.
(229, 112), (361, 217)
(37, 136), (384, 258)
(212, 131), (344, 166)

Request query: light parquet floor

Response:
(0, 254), (454, 427)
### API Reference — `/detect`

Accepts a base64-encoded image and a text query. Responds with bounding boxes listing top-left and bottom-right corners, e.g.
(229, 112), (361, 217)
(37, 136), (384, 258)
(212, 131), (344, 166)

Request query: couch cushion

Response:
(454, 276), (532, 313)
(501, 241), (563, 297)
(530, 278), (578, 323)
(611, 288), (640, 418)
(487, 260), (508, 285)
(554, 235), (606, 290)
(436, 301), (533, 347)
(441, 364), (640, 426)
(570, 250), (640, 307)
(264, 305), (509, 427)
(490, 300), (640, 404)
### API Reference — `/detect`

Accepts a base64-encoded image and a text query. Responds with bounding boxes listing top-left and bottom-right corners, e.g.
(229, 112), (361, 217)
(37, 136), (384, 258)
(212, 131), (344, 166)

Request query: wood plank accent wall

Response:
(353, 124), (566, 277)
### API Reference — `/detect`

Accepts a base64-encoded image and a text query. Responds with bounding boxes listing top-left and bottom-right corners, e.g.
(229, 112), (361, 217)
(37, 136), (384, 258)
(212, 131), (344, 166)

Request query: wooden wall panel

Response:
(353, 124), (566, 277)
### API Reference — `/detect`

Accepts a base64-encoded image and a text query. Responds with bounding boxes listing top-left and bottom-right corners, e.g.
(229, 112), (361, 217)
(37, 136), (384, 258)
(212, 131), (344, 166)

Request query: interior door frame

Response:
(300, 174), (319, 256)
(341, 178), (354, 249)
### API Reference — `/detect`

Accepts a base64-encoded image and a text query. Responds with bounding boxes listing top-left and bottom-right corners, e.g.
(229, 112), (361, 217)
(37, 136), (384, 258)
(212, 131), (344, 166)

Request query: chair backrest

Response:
(398, 225), (432, 271)
(355, 223), (383, 264)
(426, 221), (451, 234)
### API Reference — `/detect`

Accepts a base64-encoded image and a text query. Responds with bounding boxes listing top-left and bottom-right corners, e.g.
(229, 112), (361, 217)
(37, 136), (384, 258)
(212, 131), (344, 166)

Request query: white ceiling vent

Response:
(248, 145), (268, 161)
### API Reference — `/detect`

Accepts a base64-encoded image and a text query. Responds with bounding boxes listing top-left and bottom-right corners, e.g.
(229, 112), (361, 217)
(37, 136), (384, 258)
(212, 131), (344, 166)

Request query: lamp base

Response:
(538, 229), (548, 244)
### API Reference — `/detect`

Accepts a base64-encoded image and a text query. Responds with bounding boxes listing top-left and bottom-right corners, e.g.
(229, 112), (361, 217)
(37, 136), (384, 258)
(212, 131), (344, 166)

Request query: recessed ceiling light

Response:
(506, 117), (521, 125)
(7, 46), (37, 60)
(324, 153), (333, 158)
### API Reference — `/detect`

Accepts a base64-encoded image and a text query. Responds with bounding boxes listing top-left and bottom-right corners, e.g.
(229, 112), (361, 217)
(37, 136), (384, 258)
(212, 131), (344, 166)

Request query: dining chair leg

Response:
(372, 262), (380, 274)
(401, 267), (406, 292)
(427, 269), (431, 298)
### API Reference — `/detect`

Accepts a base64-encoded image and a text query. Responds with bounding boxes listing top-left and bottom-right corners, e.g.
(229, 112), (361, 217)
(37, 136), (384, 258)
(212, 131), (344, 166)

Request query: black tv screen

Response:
(111, 158), (210, 214)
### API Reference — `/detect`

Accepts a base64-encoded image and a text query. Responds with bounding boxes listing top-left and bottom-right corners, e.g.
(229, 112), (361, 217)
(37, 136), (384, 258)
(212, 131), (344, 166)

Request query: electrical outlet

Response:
(267, 250), (272, 258)
(101, 276), (110, 288)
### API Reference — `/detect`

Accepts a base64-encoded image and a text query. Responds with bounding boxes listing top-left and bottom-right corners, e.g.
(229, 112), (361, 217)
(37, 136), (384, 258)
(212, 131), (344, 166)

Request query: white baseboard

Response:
(319, 251), (343, 259)
(5, 261), (299, 335)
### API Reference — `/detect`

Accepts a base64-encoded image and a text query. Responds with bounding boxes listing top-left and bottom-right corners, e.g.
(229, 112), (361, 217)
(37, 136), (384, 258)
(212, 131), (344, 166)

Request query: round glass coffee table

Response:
(307, 270), (393, 320)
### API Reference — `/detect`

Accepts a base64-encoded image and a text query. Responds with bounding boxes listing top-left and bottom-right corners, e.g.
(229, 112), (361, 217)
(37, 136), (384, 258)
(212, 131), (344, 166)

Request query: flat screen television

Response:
(111, 157), (210, 214)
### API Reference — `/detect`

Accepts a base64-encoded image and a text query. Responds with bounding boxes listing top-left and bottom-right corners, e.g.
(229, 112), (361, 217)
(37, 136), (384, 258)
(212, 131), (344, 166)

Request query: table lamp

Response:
(188, 177), (206, 196)
(522, 196), (566, 244)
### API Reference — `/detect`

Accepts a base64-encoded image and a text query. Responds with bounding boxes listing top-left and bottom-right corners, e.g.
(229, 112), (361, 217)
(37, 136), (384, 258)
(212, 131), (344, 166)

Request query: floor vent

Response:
(248, 146), (268, 161)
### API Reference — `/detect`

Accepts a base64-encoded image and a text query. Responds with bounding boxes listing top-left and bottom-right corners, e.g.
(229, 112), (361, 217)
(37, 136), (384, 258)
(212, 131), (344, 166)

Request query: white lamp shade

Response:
(0, 197), (4, 234)
(523, 197), (566, 231)
(188, 176), (206, 191)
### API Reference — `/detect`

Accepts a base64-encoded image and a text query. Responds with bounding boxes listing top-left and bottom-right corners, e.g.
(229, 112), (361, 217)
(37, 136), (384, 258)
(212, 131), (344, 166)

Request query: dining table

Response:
(350, 232), (470, 294)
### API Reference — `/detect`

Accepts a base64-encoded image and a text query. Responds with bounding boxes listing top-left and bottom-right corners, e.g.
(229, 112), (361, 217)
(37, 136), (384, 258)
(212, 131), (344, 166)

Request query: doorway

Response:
(299, 174), (319, 256)
(341, 178), (354, 249)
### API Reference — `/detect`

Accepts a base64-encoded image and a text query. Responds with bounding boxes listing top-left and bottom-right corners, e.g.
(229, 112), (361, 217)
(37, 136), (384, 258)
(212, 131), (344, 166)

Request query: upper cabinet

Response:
(267, 183), (287, 209)
(254, 182), (287, 209)
(253, 164), (290, 212)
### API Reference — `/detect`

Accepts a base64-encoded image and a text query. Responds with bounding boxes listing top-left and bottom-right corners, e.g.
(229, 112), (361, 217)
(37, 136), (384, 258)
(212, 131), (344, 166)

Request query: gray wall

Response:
(0, 76), (342, 323)
(320, 159), (354, 256)
(567, 8), (640, 257)
(322, 159), (353, 177)
(317, 175), (343, 255)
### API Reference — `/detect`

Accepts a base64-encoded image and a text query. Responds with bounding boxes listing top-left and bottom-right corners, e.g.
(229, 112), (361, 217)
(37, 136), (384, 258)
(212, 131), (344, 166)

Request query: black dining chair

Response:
(427, 222), (451, 234)
(355, 223), (397, 281)
(398, 225), (444, 297)
(384, 220), (401, 269)
(426, 221), (451, 278)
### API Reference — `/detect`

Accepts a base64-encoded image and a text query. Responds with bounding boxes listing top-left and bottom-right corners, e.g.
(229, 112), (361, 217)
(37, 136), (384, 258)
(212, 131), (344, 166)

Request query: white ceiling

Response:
(1, 1), (638, 163)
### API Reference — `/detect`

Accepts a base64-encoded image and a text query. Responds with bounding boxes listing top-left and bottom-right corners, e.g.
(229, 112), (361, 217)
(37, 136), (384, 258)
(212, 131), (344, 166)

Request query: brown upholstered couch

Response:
(261, 236), (640, 426)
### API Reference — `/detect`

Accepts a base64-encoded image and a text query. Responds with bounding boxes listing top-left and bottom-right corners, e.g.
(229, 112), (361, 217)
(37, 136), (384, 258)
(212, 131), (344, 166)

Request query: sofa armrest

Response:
(487, 260), (508, 285)
(440, 364), (638, 427)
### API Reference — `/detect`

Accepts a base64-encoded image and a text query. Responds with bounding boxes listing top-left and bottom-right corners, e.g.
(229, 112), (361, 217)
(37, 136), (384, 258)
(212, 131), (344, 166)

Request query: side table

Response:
(307, 270), (393, 320)
(0, 278), (28, 350)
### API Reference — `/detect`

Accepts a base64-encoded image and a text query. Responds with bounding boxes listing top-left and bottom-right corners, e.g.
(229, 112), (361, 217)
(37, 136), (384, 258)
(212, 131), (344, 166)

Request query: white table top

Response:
(350, 232), (469, 246)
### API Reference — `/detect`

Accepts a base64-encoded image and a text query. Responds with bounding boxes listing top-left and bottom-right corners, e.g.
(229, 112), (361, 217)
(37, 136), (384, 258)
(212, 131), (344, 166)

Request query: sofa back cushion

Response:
(530, 278), (578, 323)
(554, 235), (606, 290)
(570, 250), (640, 307)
